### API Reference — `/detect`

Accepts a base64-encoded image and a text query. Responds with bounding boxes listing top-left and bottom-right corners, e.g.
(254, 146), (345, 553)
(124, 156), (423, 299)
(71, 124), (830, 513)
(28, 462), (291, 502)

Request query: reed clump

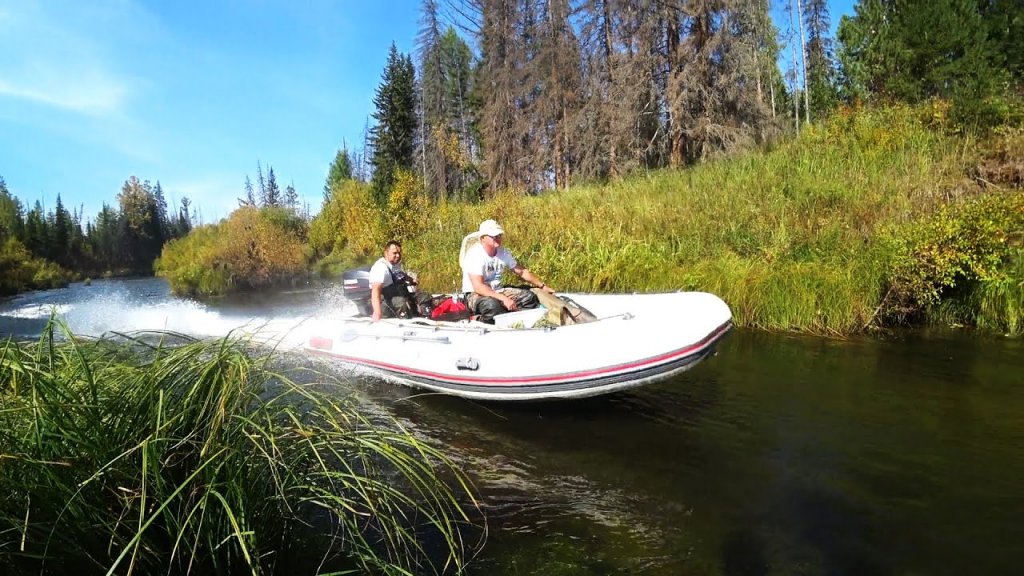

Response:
(0, 322), (480, 574)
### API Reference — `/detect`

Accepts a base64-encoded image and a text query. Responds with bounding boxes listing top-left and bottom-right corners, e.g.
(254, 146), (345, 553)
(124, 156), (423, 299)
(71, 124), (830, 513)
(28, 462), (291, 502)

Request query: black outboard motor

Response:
(342, 267), (373, 316)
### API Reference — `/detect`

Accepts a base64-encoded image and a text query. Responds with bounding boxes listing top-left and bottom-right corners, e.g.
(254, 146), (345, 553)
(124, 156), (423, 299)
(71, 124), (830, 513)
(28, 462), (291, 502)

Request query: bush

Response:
(881, 191), (1024, 324)
(157, 207), (308, 296)
(0, 237), (70, 295)
(309, 180), (385, 263)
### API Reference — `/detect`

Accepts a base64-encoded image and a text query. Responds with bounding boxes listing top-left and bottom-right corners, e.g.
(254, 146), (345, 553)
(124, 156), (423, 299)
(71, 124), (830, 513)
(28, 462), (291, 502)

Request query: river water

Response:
(1, 277), (1021, 575)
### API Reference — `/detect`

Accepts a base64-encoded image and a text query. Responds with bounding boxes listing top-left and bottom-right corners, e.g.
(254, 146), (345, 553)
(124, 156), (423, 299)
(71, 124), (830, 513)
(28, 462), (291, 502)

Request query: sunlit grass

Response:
(0, 321), (480, 575)
(399, 105), (982, 334)
(299, 104), (1022, 335)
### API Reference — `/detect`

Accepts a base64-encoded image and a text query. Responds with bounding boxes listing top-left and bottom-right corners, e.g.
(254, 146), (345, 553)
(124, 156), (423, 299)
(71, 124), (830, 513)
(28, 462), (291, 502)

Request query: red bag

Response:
(430, 297), (469, 320)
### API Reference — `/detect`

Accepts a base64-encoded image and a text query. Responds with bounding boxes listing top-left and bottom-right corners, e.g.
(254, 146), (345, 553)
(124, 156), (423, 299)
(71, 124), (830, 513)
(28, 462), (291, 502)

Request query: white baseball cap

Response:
(479, 219), (505, 237)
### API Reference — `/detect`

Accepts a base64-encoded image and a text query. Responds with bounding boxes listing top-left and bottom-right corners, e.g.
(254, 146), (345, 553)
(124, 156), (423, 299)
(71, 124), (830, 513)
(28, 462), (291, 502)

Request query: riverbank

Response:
(152, 104), (1023, 336)
(387, 106), (1023, 336)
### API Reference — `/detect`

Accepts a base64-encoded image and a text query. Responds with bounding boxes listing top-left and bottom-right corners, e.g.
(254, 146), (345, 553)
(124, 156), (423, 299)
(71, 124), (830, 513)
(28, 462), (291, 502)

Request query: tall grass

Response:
(0, 322), (480, 575)
(394, 105), (988, 334)
(301, 104), (1020, 335)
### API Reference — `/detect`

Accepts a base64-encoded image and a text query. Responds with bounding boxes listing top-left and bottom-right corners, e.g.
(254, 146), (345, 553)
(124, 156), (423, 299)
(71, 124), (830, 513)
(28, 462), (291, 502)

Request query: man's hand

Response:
(371, 310), (382, 322)
(501, 295), (518, 311)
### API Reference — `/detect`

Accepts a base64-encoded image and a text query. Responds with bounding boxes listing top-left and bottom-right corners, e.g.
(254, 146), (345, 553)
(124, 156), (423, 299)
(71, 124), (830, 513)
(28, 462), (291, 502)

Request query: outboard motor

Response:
(342, 267), (373, 316)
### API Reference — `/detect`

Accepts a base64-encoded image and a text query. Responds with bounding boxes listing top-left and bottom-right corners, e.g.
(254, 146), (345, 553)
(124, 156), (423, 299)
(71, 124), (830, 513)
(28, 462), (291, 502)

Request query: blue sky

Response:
(0, 0), (855, 225)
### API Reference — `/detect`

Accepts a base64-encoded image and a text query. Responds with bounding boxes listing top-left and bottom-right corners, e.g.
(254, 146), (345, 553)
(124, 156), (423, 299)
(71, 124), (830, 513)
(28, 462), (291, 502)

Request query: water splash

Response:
(0, 278), (356, 351)
(4, 303), (72, 319)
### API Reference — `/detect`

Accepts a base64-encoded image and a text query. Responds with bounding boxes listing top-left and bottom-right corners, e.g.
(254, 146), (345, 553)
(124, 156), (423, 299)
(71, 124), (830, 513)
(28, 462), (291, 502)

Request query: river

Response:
(1, 277), (1021, 575)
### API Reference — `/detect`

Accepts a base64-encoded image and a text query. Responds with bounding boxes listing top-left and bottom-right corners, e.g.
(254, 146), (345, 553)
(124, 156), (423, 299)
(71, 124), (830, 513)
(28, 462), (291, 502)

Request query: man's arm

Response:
(512, 264), (555, 294)
(469, 273), (519, 311)
(370, 282), (384, 321)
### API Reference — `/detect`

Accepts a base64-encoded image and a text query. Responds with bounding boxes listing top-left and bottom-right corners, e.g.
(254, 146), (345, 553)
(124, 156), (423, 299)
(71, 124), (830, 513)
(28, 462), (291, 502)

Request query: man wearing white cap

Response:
(461, 219), (556, 323)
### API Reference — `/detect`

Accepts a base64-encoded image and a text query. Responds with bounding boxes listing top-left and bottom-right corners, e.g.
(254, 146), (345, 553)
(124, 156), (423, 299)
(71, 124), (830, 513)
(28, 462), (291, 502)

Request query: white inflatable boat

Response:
(305, 291), (732, 401)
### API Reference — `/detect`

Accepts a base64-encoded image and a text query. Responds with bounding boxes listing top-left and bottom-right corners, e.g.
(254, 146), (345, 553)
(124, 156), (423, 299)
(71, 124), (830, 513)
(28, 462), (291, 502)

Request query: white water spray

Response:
(0, 278), (358, 351)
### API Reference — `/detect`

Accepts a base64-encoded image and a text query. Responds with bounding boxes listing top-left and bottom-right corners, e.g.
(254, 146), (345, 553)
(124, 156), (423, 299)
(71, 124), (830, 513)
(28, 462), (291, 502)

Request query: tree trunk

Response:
(666, 7), (684, 168)
(795, 0), (810, 123)
(600, 0), (617, 178)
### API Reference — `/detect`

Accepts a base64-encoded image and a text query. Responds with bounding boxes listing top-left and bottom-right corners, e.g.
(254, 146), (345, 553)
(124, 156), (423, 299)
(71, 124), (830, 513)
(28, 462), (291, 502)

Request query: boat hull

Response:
(306, 292), (732, 401)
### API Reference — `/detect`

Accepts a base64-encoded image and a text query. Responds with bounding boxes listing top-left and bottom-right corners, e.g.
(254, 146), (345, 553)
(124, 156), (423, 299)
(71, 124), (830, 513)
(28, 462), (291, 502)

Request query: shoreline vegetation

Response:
(155, 104), (1023, 337)
(0, 322), (482, 574)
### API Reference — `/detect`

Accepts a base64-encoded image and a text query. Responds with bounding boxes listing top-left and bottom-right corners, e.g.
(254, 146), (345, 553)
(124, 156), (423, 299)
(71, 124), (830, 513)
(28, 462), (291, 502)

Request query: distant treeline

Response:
(0, 176), (191, 294)
(0, 158), (312, 296)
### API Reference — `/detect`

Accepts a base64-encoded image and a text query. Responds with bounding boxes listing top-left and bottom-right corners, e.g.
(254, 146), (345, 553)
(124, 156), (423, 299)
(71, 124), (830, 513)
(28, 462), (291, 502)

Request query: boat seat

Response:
(459, 231), (482, 270)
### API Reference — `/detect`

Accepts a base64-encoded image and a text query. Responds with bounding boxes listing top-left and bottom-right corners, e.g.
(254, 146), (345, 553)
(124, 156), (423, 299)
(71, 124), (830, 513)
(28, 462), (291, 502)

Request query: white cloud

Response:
(0, 71), (127, 116)
(0, 2), (140, 116)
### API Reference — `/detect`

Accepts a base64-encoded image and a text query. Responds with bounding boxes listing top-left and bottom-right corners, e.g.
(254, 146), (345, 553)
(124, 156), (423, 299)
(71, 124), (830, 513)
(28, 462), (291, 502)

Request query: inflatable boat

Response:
(305, 290), (732, 401)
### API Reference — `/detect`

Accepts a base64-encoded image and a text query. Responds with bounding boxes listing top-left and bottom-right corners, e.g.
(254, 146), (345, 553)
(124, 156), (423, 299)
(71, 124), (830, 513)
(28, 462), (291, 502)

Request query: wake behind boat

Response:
(305, 291), (732, 401)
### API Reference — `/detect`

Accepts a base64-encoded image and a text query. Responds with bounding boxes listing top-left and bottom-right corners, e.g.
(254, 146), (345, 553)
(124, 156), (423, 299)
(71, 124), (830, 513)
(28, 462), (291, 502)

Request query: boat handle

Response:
(401, 331), (451, 343)
(340, 330), (450, 344)
(456, 357), (479, 371)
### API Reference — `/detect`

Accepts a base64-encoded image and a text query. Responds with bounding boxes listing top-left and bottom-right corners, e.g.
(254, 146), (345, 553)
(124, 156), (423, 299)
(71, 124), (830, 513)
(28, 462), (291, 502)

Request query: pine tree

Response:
(533, 0), (580, 190)
(981, 0), (1023, 86)
(477, 0), (527, 192)
(69, 204), (86, 267)
(92, 203), (119, 271)
(24, 201), (48, 258)
(151, 181), (169, 247)
(177, 197), (193, 237)
(51, 194), (70, 266)
(0, 176), (25, 242)
(256, 162), (268, 205)
(241, 175), (257, 207)
(324, 147), (354, 202)
(117, 176), (159, 270)
(370, 44), (418, 206)
(803, 0), (839, 118)
(144, 181), (168, 261)
(838, 0), (1005, 104)
(285, 182), (298, 209)
(418, 0), (446, 196)
(264, 167), (281, 206)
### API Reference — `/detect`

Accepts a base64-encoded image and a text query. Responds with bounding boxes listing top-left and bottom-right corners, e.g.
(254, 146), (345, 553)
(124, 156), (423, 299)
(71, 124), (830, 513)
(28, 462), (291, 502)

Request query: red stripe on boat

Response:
(309, 336), (333, 350)
(311, 321), (731, 387)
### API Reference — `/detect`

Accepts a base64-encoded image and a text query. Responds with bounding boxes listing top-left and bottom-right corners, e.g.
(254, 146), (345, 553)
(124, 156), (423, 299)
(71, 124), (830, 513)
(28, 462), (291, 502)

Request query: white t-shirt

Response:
(369, 257), (401, 287)
(461, 244), (518, 293)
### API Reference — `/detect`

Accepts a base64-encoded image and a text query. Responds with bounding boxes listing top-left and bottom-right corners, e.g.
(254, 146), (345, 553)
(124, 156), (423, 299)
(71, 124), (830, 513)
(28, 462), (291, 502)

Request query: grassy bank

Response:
(0, 323), (480, 574)
(389, 105), (1021, 336)
(157, 104), (1023, 336)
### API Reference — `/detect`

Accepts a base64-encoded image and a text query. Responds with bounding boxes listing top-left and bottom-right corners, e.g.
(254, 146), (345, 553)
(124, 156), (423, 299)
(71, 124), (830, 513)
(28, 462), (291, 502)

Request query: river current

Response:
(1, 277), (1021, 575)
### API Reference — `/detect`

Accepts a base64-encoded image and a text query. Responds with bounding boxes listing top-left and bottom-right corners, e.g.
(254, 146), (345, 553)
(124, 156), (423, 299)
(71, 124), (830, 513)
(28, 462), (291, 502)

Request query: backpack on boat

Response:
(430, 296), (472, 322)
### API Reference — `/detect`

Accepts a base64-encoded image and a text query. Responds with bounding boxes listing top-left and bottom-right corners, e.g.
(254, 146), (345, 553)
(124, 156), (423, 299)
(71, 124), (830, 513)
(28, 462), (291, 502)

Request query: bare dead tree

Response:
(477, 0), (527, 193)
(418, 0), (449, 200)
(794, 0), (809, 123)
(530, 0), (581, 190)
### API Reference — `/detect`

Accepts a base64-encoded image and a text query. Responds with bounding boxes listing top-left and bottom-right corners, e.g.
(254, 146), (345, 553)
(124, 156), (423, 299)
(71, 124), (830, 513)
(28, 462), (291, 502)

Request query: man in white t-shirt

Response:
(461, 219), (556, 323)
(369, 240), (417, 321)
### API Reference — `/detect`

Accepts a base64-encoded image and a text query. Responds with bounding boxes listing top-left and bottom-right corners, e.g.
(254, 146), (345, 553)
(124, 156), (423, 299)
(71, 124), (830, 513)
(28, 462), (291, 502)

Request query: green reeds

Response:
(0, 321), (480, 575)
